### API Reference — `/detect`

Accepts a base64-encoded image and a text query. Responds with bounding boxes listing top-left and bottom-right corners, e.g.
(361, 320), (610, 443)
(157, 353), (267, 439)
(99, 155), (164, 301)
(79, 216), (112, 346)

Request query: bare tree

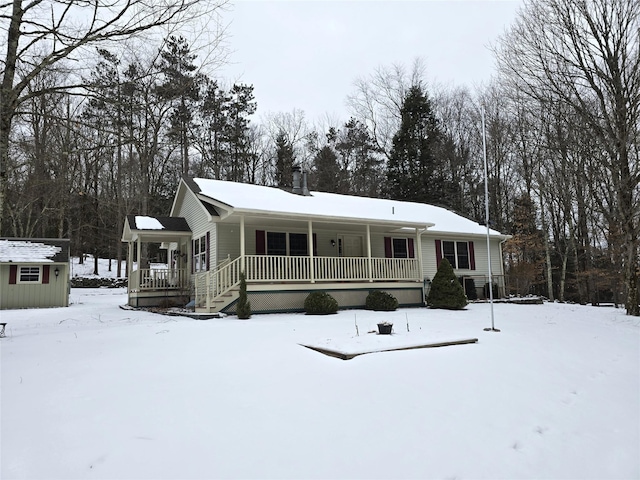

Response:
(0, 0), (228, 233)
(346, 58), (426, 159)
(495, 0), (640, 315)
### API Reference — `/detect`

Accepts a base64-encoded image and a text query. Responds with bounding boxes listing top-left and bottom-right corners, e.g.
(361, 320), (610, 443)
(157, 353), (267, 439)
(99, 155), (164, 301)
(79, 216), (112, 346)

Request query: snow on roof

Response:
(192, 178), (504, 236)
(0, 239), (63, 263)
(135, 216), (165, 230)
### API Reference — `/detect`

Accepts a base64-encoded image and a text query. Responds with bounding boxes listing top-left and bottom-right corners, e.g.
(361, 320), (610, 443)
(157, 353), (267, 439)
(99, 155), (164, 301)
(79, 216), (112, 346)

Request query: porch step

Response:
(196, 289), (240, 314)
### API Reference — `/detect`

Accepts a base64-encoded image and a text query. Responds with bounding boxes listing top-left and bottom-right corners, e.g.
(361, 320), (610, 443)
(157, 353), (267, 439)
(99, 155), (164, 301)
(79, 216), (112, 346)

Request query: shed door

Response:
(338, 235), (363, 257)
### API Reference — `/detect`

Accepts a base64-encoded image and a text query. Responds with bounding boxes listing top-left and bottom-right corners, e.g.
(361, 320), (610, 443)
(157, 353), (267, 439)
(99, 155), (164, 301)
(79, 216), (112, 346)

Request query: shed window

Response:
(19, 266), (41, 283)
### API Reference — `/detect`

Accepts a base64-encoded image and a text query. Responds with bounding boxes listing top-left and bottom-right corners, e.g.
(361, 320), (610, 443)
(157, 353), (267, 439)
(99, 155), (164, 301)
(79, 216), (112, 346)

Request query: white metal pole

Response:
(482, 107), (497, 332)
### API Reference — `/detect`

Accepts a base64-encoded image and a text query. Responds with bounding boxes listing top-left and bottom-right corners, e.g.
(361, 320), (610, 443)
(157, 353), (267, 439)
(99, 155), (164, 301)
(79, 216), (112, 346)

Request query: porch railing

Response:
(132, 268), (189, 291)
(244, 255), (421, 283)
(194, 255), (421, 310)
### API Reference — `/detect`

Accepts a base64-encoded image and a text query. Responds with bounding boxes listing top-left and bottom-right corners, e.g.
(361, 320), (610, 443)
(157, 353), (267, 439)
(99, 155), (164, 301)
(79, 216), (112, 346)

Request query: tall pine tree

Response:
(385, 85), (454, 206)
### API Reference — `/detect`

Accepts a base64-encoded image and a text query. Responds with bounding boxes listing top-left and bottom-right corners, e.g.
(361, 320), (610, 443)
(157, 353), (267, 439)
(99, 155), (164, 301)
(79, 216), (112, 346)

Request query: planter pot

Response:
(377, 323), (393, 335)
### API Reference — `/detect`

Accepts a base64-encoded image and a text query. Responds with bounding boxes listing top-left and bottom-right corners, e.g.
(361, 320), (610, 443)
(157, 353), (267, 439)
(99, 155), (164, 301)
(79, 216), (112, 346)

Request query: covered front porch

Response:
(194, 214), (431, 313)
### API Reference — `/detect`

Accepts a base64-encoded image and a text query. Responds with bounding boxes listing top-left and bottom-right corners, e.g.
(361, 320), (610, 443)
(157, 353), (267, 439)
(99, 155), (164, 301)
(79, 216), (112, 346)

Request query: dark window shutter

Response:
(256, 230), (266, 255)
(9, 265), (17, 284)
(43, 265), (50, 284)
(384, 237), (392, 258)
(313, 233), (318, 256)
(206, 232), (211, 271)
(469, 241), (476, 270)
(435, 240), (442, 268)
(408, 238), (415, 258)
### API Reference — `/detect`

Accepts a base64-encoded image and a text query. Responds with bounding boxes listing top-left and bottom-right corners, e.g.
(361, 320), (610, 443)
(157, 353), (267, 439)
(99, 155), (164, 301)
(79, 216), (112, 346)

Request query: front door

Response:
(338, 234), (363, 257)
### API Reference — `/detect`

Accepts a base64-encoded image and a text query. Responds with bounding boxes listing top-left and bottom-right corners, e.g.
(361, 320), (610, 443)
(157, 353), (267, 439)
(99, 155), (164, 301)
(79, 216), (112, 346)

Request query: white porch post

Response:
(366, 224), (373, 282)
(240, 215), (245, 274)
(416, 228), (423, 280)
(308, 220), (315, 283)
(127, 240), (134, 291)
(136, 237), (142, 272)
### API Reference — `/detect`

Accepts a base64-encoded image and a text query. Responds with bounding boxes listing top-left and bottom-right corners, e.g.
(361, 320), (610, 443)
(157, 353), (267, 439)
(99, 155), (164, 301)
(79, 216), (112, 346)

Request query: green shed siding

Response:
(0, 263), (69, 309)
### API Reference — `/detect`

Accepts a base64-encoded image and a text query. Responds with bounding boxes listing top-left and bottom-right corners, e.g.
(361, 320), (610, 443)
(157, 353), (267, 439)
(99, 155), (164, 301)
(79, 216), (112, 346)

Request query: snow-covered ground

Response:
(1, 288), (639, 480)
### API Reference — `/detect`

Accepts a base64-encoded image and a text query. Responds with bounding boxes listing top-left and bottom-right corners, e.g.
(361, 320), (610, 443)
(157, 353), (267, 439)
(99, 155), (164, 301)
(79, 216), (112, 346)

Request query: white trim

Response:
(17, 265), (42, 284)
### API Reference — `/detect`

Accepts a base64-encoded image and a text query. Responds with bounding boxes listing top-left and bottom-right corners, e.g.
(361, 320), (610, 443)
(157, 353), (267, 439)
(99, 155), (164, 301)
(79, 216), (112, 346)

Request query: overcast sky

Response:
(217, 0), (521, 122)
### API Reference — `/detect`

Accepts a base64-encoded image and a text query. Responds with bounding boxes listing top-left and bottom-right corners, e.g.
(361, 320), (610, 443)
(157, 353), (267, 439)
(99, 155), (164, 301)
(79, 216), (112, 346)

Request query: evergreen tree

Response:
(335, 118), (382, 196)
(195, 78), (230, 179)
(311, 145), (340, 193)
(274, 130), (295, 188)
(385, 84), (454, 206)
(236, 272), (251, 319)
(156, 36), (200, 176)
(427, 258), (468, 309)
(225, 83), (257, 182)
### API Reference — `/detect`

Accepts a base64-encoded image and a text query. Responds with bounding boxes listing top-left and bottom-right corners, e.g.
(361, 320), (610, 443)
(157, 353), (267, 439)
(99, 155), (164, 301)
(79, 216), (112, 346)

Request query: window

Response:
(384, 237), (414, 259)
(267, 232), (287, 255)
(392, 238), (408, 258)
(456, 242), (469, 269)
(442, 241), (456, 265)
(193, 235), (207, 272)
(258, 230), (315, 256)
(289, 233), (308, 256)
(19, 266), (41, 283)
(437, 240), (475, 270)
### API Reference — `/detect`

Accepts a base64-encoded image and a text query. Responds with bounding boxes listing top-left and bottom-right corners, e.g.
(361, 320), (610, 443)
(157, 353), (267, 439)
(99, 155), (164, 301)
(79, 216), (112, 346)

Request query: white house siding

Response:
(217, 223), (240, 263)
(421, 234), (505, 281)
(0, 264), (69, 309)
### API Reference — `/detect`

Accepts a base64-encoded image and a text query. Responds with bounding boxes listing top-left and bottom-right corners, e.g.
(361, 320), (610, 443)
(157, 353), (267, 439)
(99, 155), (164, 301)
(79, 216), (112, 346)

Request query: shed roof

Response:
(0, 238), (70, 263)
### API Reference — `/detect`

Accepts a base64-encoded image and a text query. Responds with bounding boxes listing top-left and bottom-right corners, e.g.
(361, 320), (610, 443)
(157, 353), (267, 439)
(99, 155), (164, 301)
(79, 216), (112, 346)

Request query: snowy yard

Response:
(1, 288), (639, 480)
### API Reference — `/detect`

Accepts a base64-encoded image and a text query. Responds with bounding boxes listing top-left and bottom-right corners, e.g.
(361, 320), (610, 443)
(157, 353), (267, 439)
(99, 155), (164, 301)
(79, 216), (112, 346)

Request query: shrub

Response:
(236, 272), (251, 319)
(365, 290), (398, 311)
(427, 258), (468, 310)
(304, 291), (338, 315)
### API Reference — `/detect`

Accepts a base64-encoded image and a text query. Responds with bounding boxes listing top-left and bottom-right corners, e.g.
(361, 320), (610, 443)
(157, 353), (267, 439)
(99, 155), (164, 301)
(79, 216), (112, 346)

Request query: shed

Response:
(0, 238), (71, 309)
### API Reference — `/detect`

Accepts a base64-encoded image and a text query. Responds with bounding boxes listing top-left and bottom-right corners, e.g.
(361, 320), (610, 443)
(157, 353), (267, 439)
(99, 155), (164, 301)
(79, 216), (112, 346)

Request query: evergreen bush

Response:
(365, 290), (399, 311)
(304, 291), (339, 315)
(236, 272), (251, 319)
(427, 258), (468, 310)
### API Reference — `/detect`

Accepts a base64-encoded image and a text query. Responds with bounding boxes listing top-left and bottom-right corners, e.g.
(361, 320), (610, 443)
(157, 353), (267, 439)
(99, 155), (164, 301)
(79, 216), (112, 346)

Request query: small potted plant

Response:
(377, 321), (393, 335)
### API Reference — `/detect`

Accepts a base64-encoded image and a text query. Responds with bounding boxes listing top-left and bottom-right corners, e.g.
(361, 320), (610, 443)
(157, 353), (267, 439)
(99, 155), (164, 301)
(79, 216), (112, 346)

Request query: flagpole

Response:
(482, 106), (499, 332)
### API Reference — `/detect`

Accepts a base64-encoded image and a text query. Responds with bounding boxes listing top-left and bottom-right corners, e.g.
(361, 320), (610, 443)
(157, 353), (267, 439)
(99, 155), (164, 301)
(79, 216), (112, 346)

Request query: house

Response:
(0, 238), (71, 310)
(122, 174), (510, 313)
